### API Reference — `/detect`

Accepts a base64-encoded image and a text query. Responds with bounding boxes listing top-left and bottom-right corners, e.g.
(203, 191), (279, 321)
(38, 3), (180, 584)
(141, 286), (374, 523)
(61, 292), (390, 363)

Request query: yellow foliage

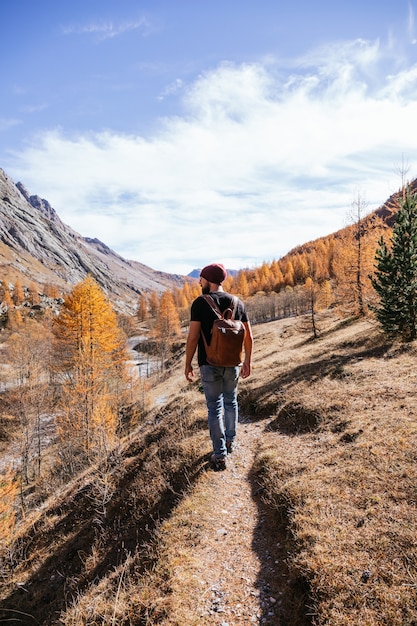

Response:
(13, 279), (25, 305)
(53, 275), (128, 459)
(156, 291), (181, 340)
(148, 290), (160, 317)
(235, 271), (250, 297)
(0, 467), (18, 548)
(137, 295), (148, 322)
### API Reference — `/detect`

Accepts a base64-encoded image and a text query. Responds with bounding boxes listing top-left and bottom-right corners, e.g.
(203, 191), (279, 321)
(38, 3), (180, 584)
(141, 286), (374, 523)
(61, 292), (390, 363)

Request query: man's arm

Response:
(185, 320), (201, 382)
(241, 320), (253, 379)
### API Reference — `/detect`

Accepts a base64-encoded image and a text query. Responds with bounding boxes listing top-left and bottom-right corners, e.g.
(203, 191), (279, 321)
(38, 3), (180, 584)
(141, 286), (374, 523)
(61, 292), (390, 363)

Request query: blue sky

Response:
(2, 1), (417, 275)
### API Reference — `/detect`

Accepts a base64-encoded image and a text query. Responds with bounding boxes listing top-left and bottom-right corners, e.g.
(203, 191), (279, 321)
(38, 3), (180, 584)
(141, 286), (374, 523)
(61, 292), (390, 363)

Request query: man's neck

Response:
(203, 282), (224, 294)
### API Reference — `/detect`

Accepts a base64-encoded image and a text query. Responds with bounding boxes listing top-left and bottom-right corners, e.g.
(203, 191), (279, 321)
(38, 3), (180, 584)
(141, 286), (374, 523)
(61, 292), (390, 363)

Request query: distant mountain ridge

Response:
(188, 268), (239, 279)
(0, 168), (183, 311)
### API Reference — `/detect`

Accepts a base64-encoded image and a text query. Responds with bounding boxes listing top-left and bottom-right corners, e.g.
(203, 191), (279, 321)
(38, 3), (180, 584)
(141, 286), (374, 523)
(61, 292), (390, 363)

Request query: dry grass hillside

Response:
(1, 311), (416, 625)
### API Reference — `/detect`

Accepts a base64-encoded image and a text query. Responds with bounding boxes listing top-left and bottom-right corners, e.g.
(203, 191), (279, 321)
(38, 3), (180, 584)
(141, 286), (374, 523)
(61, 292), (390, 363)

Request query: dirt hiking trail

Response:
(164, 412), (310, 626)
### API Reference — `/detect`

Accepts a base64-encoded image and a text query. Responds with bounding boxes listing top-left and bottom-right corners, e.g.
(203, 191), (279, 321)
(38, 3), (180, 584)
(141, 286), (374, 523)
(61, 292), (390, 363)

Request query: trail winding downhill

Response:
(164, 412), (310, 626)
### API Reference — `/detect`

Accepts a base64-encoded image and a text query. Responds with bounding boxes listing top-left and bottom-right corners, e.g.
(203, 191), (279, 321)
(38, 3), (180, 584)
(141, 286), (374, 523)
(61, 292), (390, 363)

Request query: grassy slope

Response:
(1, 311), (416, 625)
(247, 312), (417, 625)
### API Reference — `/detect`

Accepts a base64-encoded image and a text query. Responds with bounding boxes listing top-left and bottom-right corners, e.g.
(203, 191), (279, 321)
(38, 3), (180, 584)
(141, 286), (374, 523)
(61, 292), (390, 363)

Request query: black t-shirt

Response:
(190, 291), (249, 366)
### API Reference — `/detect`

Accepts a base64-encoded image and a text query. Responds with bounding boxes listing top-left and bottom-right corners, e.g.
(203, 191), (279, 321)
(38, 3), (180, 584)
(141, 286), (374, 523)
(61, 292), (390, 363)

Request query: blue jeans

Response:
(200, 365), (240, 459)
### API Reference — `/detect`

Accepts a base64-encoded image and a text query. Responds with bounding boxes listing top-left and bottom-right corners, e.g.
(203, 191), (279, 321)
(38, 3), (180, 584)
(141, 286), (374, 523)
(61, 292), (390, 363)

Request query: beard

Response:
(201, 284), (211, 294)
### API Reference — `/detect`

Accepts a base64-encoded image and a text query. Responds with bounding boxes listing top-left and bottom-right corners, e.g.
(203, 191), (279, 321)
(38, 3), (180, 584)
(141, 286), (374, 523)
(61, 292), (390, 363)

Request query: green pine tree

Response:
(371, 189), (417, 341)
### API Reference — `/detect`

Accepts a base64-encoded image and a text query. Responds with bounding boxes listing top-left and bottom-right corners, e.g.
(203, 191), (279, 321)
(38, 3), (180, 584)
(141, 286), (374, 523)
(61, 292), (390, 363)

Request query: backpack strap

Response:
(230, 296), (238, 319)
(202, 294), (222, 318)
(202, 294), (237, 320)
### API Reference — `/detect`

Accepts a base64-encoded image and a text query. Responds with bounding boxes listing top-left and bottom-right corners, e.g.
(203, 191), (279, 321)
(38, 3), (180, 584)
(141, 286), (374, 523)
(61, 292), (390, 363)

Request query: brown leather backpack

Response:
(201, 294), (246, 367)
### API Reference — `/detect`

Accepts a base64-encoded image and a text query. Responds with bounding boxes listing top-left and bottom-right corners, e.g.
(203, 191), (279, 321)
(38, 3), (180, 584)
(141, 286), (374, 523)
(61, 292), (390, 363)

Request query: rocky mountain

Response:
(0, 168), (183, 311)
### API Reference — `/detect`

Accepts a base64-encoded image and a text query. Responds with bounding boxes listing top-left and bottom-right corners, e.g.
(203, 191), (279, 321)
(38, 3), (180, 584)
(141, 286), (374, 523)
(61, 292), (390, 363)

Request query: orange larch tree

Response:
(269, 260), (285, 291)
(153, 290), (182, 369)
(332, 213), (384, 317)
(148, 290), (160, 318)
(12, 279), (25, 306)
(28, 282), (40, 305)
(53, 275), (128, 469)
(44, 283), (61, 298)
(155, 290), (181, 340)
(137, 295), (148, 322)
(0, 466), (19, 554)
(2, 283), (13, 307)
(6, 320), (53, 484)
(283, 260), (295, 287)
(234, 271), (250, 297)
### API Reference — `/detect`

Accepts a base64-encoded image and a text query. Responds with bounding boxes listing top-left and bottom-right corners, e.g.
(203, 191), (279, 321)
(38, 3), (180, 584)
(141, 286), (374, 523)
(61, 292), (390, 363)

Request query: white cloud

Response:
(62, 18), (149, 41)
(158, 78), (184, 101)
(8, 37), (417, 274)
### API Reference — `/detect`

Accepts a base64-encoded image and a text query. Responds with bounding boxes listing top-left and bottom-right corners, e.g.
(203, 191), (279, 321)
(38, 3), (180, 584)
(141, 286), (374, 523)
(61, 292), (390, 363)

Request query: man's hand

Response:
(184, 321), (200, 383)
(241, 321), (253, 379)
(241, 361), (251, 379)
(185, 364), (195, 382)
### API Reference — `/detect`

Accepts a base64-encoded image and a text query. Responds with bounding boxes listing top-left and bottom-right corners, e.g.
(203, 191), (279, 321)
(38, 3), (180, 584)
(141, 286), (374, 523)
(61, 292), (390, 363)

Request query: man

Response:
(185, 263), (253, 470)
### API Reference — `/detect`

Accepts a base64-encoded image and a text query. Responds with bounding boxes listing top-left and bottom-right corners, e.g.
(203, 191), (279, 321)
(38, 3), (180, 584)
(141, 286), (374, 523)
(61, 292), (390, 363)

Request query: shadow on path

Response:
(248, 458), (313, 626)
(235, 412), (313, 626)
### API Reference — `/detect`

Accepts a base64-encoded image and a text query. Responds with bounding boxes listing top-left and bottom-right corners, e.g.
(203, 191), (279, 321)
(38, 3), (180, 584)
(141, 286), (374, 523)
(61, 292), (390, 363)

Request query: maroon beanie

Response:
(200, 263), (227, 284)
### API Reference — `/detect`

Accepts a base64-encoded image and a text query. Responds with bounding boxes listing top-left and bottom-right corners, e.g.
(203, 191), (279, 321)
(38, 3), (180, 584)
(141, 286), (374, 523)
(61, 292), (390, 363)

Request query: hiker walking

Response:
(185, 263), (253, 470)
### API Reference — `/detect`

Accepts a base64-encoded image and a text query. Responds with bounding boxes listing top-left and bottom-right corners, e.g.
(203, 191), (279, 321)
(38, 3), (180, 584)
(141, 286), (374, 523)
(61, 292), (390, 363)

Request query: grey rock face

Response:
(0, 168), (182, 311)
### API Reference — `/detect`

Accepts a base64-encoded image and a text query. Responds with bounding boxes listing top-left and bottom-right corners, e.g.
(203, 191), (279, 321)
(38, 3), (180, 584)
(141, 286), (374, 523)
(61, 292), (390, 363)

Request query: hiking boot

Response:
(210, 453), (226, 471)
(226, 440), (235, 454)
